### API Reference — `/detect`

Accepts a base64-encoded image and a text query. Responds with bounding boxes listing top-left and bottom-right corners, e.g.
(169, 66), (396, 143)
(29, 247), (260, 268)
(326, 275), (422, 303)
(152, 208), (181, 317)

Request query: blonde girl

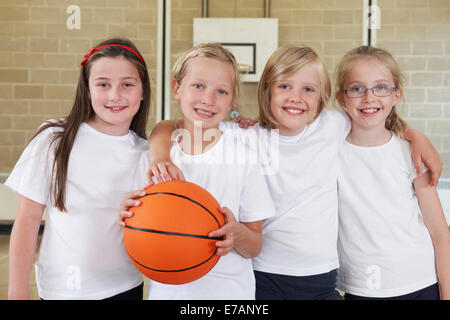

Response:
(6, 38), (150, 300)
(146, 44), (441, 300)
(118, 43), (275, 300)
(244, 44), (354, 300)
(335, 45), (450, 300)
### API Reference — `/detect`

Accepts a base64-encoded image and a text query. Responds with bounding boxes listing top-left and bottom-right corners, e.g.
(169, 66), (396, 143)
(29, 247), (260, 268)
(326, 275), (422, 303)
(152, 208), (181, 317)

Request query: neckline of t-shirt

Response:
(276, 124), (309, 143)
(174, 129), (225, 159)
(344, 132), (395, 150)
(81, 122), (133, 141)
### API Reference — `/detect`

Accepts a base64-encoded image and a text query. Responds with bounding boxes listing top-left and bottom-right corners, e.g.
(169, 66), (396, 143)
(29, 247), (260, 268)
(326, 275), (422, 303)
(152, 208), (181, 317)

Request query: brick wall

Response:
(377, 0), (450, 177)
(0, 0), (158, 172)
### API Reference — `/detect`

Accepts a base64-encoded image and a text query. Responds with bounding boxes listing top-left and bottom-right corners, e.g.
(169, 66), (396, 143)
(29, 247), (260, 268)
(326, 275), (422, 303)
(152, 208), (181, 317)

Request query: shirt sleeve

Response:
(132, 151), (151, 190)
(413, 163), (429, 181)
(327, 109), (352, 140)
(238, 162), (276, 223)
(5, 127), (57, 205)
(407, 148), (429, 182)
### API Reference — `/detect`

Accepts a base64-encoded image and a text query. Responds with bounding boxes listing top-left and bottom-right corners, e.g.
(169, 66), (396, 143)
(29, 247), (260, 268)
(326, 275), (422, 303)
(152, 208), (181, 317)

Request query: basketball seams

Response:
(124, 225), (223, 241)
(141, 192), (222, 228)
(127, 192), (224, 239)
(128, 249), (218, 274)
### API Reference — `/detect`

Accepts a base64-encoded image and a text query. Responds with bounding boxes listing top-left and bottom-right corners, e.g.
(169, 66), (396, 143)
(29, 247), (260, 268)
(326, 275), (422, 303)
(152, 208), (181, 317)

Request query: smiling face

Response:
(338, 57), (401, 132)
(87, 56), (143, 136)
(269, 62), (321, 136)
(173, 57), (234, 133)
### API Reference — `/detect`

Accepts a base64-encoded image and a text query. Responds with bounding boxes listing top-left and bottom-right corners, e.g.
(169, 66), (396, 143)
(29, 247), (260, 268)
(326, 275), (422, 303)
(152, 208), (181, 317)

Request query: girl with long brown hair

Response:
(6, 38), (151, 300)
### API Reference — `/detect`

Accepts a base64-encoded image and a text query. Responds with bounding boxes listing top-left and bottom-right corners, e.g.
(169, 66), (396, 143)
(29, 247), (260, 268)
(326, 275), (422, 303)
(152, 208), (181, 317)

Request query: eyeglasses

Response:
(344, 84), (396, 98)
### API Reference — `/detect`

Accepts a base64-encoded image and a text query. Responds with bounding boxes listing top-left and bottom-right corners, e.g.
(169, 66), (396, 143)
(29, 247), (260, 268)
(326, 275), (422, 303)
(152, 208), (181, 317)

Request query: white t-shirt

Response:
(336, 134), (437, 297)
(134, 125), (276, 300)
(6, 121), (148, 299)
(221, 109), (352, 276)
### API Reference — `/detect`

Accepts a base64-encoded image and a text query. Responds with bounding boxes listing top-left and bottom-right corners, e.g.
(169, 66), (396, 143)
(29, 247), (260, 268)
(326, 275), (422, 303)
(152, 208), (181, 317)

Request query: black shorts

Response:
(344, 282), (440, 300)
(254, 269), (342, 300)
(103, 282), (144, 300)
(40, 282), (144, 300)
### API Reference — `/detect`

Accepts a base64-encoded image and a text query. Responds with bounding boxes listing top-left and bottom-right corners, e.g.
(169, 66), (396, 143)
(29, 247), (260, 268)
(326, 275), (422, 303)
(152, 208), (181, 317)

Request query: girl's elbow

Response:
(247, 238), (263, 259)
(432, 231), (450, 244)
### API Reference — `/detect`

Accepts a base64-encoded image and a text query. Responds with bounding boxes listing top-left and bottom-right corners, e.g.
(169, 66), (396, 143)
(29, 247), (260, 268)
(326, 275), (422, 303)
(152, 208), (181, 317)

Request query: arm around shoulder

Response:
(147, 120), (185, 182)
(148, 119), (180, 158)
(404, 127), (442, 186)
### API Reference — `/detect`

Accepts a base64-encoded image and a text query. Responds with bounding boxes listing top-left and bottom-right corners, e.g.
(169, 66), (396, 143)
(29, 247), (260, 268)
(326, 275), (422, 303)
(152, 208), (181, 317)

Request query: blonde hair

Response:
(257, 44), (331, 129)
(335, 45), (408, 136)
(172, 43), (241, 107)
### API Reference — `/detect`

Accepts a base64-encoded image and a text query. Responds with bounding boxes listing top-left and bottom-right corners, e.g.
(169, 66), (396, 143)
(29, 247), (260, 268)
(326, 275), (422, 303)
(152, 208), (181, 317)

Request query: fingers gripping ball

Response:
(123, 180), (225, 285)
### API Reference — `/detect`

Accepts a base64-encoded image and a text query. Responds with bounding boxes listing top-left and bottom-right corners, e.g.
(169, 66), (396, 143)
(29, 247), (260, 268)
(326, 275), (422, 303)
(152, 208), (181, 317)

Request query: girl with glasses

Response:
(335, 45), (450, 300)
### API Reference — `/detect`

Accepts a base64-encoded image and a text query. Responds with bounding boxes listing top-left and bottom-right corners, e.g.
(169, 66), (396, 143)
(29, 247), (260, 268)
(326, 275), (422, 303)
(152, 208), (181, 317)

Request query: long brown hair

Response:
(30, 38), (151, 212)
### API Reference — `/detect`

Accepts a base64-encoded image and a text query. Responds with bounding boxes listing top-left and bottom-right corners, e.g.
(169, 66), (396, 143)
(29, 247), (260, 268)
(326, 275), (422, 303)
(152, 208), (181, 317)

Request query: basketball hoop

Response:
(238, 63), (252, 74)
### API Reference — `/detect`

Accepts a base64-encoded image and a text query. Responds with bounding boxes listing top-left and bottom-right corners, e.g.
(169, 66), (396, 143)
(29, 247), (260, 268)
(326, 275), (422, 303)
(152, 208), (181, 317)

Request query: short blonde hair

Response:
(335, 45), (408, 136)
(172, 43), (241, 107)
(257, 44), (331, 129)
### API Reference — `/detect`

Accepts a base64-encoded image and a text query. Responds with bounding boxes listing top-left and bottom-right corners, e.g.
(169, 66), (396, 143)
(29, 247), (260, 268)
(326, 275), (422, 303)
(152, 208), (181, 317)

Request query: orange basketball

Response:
(123, 180), (225, 285)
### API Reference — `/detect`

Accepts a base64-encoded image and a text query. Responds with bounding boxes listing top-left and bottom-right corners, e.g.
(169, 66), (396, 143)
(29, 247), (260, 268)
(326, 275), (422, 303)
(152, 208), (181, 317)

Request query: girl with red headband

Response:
(6, 38), (151, 300)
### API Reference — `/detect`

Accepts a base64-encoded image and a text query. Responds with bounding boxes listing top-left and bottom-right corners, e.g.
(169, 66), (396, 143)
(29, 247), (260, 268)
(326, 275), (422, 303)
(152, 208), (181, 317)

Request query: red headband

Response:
(80, 44), (144, 67)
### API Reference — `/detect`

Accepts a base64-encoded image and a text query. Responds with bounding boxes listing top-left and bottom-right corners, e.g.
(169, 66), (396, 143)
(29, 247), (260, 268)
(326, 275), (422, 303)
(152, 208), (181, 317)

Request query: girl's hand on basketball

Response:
(146, 160), (185, 183)
(232, 116), (257, 129)
(117, 188), (147, 228)
(208, 207), (240, 257)
(209, 207), (264, 259)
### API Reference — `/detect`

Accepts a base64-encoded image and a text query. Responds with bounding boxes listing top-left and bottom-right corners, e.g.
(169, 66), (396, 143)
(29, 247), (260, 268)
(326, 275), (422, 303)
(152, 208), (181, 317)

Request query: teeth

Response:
(285, 108), (304, 114)
(196, 109), (213, 116)
(361, 108), (378, 114)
